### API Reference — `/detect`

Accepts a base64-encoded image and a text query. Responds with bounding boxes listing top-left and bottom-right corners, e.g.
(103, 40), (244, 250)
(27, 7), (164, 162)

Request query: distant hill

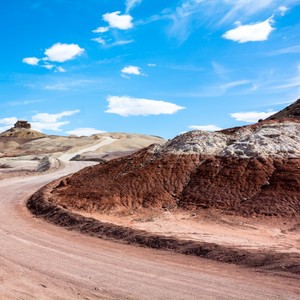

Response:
(0, 127), (46, 139)
(0, 121), (46, 139)
(0, 122), (165, 160)
(267, 98), (300, 120)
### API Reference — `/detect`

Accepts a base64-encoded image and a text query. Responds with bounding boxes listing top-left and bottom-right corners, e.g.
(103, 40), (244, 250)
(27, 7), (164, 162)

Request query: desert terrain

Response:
(1, 161), (300, 299)
(1, 101), (300, 299)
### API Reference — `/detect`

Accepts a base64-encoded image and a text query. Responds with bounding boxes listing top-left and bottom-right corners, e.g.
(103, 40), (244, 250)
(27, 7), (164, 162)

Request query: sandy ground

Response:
(0, 164), (299, 299)
(78, 209), (300, 254)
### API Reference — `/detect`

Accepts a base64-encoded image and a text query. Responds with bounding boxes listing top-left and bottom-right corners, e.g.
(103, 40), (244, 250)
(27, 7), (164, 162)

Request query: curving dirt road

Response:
(0, 162), (299, 299)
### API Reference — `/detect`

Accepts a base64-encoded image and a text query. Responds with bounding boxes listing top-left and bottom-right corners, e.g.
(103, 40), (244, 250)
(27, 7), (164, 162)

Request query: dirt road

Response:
(0, 162), (299, 299)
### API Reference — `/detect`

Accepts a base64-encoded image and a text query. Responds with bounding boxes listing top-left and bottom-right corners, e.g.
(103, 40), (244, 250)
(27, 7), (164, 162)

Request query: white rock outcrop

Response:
(152, 121), (300, 158)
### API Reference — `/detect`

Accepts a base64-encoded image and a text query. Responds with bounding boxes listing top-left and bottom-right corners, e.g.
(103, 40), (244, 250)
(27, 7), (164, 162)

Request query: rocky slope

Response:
(50, 116), (300, 217)
(266, 98), (300, 120)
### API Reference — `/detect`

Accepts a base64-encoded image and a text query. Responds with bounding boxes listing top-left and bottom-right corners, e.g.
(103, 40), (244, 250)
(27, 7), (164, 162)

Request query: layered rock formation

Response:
(50, 116), (300, 217)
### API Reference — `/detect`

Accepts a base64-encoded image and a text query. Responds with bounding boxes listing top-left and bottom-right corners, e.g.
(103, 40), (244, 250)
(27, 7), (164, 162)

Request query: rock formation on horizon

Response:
(50, 99), (300, 218)
(0, 120), (45, 139)
(14, 120), (31, 129)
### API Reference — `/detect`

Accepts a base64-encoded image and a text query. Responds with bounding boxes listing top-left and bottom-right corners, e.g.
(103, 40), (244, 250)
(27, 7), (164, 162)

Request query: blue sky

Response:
(0, 0), (300, 138)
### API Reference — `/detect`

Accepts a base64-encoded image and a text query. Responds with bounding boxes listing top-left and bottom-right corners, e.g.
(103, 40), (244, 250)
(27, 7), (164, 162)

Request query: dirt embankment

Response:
(27, 176), (300, 276)
(47, 147), (300, 217)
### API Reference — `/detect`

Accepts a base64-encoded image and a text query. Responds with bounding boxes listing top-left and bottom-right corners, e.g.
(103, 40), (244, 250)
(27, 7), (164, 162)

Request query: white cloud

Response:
(103, 11), (133, 30)
(222, 17), (274, 43)
(121, 65), (141, 75)
(218, 0), (275, 24)
(42, 63), (55, 70)
(0, 117), (18, 133)
(41, 64), (66, 72)
(220, 80), (251, 90)
(189, 125), (223, 131)
(29, 110), (80, 132)
(44, 43), (84, 62)
(31, 121), (69, 132)
(66, 128), (106, 136)
(110, 40), (134, 46)
(22, 57), (40, 65)
(92, 26), (109, 33)
(278, 6), (288, 16)
(0, 111), (81, 133)
(55, 66), (66, 73)
(105, 96), (185, 116)
(92, 37), (106, 45)
(32, 110), (80, 123)
(268, 44), (300, 55)
(126, 0), (142, 13)
(230, 111), (276, 122)
(148, 63), (157, 67)
(158, 0), (298, 42)
(0, 117), (18, 126)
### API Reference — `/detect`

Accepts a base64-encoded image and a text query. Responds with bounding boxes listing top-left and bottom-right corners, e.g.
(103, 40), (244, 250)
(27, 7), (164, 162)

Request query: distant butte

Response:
(14, 120), (31, 129)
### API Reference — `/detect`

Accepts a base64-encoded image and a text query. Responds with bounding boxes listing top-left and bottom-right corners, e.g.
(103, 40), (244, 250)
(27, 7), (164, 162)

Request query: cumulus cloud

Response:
(188, 125), (223, 131)
(121, 65), (142, 76)
(103, 11), (133, 30)
(222, 18), (274, 43)
(44, 43), (84, 62)
(105, 96), (185, 116)
(230, 111), (276, 122)
(22, 57), (40, 65)
(30, 110), (80, 132)
(126, 0), (142, 13)
(66, 128), (106, 136)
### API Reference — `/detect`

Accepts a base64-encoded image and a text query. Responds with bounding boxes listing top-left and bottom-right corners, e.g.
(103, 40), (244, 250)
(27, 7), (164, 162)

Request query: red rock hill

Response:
(50, 101), (300, 217)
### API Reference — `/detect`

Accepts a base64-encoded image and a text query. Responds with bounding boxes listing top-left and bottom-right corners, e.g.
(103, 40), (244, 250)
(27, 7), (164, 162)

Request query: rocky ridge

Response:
(266, 98), (300, 120)
(48, 118), (300, 217)
(152, 121), (300, 158)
